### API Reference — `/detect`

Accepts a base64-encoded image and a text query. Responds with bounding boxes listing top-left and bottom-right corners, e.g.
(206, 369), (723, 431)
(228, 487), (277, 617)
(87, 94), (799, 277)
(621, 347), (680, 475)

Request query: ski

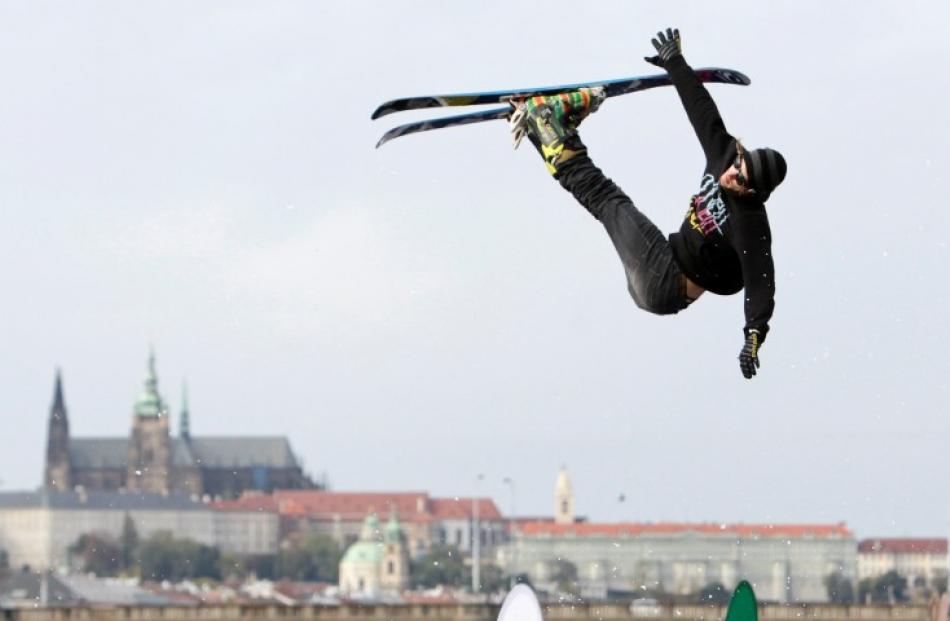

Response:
(374, 67), (749, 148)
(376, 106), (509, 148)
(372, 67), (749, 119)
(724, 581), (758, 621)
(497, 584), (542, 621)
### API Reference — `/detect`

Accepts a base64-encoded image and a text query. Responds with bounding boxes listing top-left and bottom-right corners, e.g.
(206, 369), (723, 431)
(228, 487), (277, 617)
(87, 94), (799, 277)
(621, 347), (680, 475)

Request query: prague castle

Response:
(44, 350), (316, 499)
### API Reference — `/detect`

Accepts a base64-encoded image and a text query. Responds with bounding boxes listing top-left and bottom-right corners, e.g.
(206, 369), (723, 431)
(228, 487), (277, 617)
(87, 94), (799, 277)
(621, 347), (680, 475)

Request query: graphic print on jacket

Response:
(688, 174), (729, 236)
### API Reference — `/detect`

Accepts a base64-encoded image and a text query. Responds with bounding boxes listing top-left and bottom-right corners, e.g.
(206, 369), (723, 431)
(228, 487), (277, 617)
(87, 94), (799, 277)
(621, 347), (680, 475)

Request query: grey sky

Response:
(1, 1), (948, 537)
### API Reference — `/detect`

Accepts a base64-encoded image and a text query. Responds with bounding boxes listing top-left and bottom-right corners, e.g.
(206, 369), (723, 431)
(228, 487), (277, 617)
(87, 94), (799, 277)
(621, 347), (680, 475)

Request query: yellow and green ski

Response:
(373, 67), (749, 148)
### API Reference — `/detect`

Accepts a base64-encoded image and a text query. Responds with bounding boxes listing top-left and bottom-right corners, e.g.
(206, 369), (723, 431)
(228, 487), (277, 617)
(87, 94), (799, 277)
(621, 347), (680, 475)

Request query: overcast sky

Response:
(1, 1), (948, 538)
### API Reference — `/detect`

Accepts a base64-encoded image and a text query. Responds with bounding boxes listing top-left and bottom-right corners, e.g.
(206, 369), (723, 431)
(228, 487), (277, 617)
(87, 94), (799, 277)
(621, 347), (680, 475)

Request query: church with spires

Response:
(44, 350), (317, 499)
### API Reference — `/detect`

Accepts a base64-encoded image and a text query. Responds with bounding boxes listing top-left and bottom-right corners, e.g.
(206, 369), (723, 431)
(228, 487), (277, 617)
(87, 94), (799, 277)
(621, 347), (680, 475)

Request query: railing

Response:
(1, 603), (932, 621)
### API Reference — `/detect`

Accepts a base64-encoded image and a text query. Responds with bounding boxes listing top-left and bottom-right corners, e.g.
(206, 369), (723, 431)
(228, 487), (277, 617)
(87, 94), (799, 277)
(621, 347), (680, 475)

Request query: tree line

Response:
(825, 569), (946, 604)
(58, 522), (950, 601)
(67, 513), (343, 582)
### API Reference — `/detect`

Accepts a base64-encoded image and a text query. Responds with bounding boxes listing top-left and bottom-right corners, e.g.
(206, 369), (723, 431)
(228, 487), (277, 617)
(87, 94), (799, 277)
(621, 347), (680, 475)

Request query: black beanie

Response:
(745, 148), (787, 201)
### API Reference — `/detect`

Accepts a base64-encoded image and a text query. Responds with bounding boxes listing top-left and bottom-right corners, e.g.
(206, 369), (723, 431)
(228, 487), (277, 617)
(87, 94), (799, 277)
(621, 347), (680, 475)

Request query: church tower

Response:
(171, 380), (203, 495)
(44, 369), (71, 491)
(179, 381), (191, 441)
(126, 348), (172, 494)
(554, 466), (574, 525)
(380, 509), (410, 594)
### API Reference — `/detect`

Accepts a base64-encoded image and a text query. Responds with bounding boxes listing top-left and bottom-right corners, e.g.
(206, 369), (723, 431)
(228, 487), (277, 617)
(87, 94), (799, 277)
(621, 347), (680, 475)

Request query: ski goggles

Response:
(733, 146), (749, 188)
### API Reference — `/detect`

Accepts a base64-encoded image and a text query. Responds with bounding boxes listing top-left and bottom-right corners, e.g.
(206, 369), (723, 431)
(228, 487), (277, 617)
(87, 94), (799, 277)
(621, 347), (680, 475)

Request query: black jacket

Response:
(665, 56), (775, 340)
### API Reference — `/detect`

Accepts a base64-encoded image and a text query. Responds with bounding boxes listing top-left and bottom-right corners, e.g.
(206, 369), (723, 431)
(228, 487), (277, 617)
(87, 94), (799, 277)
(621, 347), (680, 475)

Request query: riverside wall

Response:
(1, 603), (932, 621)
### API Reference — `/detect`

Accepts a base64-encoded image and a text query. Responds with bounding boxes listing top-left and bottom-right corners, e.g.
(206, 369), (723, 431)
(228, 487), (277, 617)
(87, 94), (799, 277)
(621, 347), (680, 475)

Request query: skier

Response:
(509, 28), (787, 379)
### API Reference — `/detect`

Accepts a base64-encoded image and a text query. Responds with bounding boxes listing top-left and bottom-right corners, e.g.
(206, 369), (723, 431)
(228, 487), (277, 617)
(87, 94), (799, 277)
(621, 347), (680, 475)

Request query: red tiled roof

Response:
(211, 495), (278, 512)
(429, 498), (502, 520)
(271, 490), (435, 522)
(224, 490), (507, 523)
(519, 521), (853, 539)
(512, 516), (555, 523)
(859, 538), (947, 554)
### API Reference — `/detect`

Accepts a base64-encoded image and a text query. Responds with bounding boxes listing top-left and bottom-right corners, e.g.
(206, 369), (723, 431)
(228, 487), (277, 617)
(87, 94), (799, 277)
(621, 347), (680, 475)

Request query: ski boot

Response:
(509, 87), (605, 175)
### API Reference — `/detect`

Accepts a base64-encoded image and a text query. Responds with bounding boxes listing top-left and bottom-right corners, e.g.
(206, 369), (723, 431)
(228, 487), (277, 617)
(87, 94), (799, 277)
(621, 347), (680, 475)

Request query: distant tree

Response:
(217, 553), (245, 581)
(275, 546), (314, 580)
(119, 513), (139, 571)
(932, 574), (948, 595)
(138, 532), (176, 581)
(69, 533), (122, 576)
(137, 531), (220, 581)
(512, 573), (533, 588)
(243, 554), (276, 580)
(410, 544), (467, 588)
(477, 564), (508, 593)
(302, 534), (342, 582)
(550, 559), (579, 595)
(189, 540), (221, 580)
(863, 571), (908, 603)
(698, 582), (731, 605)
(272, 535), (341, 582)
(911, 575), (932, 603)
(824, 571), (855, 604)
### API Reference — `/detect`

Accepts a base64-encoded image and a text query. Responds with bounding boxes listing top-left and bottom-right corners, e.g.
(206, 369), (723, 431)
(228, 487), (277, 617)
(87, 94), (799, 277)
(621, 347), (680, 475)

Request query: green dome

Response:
(342, 513), (385, 565)
(384, 513), (402, 543)
(342, 540), (384, 565)
(360, 512), (380, 539)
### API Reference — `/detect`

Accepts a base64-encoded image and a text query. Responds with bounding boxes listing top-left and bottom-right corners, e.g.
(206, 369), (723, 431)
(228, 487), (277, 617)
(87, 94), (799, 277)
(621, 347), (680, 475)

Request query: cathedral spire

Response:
(45, 368), (71, 490)
(180, 381), (191, 440)
(134, 346), (167, 419)
(52, 368), (66, 415)
(128, 348), (172, 494)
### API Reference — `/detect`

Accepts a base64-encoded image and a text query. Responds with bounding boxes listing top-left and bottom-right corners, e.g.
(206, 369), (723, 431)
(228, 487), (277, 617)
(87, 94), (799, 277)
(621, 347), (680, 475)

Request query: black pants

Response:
(558, 155), (689, 315)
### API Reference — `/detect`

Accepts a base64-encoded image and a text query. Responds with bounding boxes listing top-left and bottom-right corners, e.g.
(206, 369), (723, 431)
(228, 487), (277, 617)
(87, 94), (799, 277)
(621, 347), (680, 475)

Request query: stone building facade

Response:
(43, 352), (316, 499)
(858, 538), (947, 586)
(497, 469), (857, 603)
(219, 490), (506, 560)
(507, 520), (856, 602)
(0, 489), (279, 570)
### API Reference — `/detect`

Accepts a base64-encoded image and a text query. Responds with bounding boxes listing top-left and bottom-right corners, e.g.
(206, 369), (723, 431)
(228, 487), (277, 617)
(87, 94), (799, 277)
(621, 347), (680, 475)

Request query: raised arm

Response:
(731, 205), (776, 379)
(645, 29), (734, 164)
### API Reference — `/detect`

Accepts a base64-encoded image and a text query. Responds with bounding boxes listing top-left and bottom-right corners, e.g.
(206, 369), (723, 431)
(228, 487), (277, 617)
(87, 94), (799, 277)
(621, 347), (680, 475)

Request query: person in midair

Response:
(509, 28), (787, 379)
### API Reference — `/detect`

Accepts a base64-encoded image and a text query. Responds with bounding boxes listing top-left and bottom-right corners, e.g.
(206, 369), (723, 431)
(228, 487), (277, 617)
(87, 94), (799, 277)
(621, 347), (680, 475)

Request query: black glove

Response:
(738, 329), (761, 379)
(644, 28), (682, 69)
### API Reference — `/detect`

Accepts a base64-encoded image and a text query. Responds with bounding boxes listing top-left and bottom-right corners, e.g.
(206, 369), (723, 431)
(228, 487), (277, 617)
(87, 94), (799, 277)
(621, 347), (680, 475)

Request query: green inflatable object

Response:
(724, 581), (758, 621)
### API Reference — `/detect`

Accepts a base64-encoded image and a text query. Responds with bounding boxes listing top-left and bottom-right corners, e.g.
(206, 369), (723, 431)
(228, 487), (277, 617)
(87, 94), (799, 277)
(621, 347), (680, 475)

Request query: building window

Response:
(388, 561), (395, 575)
(252, 466), (268, 490)
(456, 529), (463, 545)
